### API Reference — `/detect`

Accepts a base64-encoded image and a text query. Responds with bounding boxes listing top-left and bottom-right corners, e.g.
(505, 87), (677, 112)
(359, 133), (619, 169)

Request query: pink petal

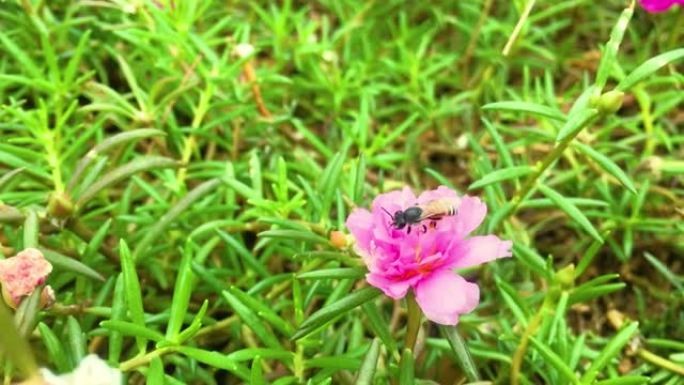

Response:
(345, 208), (374, 254)
(352, 244), (375, 270)
(451, 235), (512, 269)
(414, 270), (480, 325)
(452, 196), (487, 238)
(417, 185), (460, 205)
(371, 187), (417, 214)
(639, 0), (680, 12)
(366, 272), (420, 299)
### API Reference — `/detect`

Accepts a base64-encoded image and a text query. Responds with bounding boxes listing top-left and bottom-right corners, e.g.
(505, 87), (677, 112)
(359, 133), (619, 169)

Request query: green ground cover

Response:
(0, 1), (683, 384)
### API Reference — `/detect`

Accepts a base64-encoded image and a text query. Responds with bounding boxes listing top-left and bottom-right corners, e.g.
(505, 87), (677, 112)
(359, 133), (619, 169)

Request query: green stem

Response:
(119, 347), (175, 372)
(516, 141), (571, 204)
(22, 210), (39, 249)
(293, 343), (305, 381)
(638, 348), (684, 376)
(505, 113), (598, 225)
(194, 315), (237, 339)
(43, 130), (64, 194)
(461, 0), (493, 83)
(502, 0), (537, 56)
(399, 294), (421, 385)
(440, 325), (481, 382)
(633, 86), (655, 157)
(510, 289), (559, 385)
(404, 292), (421, 352)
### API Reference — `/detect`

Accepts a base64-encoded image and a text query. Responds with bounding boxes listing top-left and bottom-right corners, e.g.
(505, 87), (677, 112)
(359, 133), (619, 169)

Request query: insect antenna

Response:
(380, 207), (393, 218)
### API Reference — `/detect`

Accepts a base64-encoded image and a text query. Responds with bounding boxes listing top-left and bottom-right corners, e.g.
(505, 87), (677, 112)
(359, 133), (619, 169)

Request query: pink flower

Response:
(0, 248), (53, 308)
(345, 186), (512, 325)
(639, 0), (684, 12)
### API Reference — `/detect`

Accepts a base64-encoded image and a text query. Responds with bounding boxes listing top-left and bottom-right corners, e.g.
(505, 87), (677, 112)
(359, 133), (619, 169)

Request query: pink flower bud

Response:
(329, 231), (348, 249)
(0, 248), (53, 309)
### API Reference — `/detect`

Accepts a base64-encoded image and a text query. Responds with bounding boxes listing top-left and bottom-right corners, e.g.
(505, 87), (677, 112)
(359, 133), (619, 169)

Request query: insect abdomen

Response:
(419, 198), (458, 221)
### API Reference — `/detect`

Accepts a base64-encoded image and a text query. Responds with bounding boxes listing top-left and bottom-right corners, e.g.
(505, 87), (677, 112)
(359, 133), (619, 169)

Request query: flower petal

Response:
(453, 196), (487, 237)
(417, 185), (460, 205)
(41, 354), (122, 385)
(639, 0), (680, 12)
(371, 187), (417, 214)
(345, 208), (374, 254)
(414, 270), (479, 325)
(366, 272), (419, 299)
(451, 235), (512, 269)
(71, 354), (122, 385)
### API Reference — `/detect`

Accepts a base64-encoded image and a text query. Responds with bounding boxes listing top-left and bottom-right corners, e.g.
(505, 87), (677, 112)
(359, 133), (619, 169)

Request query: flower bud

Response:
(47, 191), (74, 219)
(637, 156), (664, 179)
(555, 264), (575, 289)
(40, 285), (56, 309)
(329, 230), (347, 249)
(607, 309), (625, 330)
(597, 90), (625, 114)
(0, 248), (53, 309)
(321, 50), (338, 63)
(233, 43), (255, 58)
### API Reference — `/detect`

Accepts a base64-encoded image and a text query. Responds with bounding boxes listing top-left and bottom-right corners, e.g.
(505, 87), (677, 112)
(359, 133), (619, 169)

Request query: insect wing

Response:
(417, 198), (457, 221)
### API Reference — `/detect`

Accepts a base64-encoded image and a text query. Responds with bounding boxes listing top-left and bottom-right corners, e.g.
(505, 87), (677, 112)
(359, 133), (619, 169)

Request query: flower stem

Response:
(638, 348), (684, 376)
(404, 292), (421, 352)
(502, 0), (536, 57)
(43, 129), (64, 194)
(119, 347), (175, 372)
(510, 290), (558, 385)
(634, 86), (655, 157)
(440, 325), (481, 382)
(504, 112), (597, 226)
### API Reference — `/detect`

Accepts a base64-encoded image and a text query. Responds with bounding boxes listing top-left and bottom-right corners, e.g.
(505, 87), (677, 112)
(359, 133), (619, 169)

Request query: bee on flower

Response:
(345, 186), (512, 325)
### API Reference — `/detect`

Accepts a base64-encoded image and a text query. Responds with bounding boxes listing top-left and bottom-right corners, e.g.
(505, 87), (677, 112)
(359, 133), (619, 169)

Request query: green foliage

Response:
(0, 0), (682, 384)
